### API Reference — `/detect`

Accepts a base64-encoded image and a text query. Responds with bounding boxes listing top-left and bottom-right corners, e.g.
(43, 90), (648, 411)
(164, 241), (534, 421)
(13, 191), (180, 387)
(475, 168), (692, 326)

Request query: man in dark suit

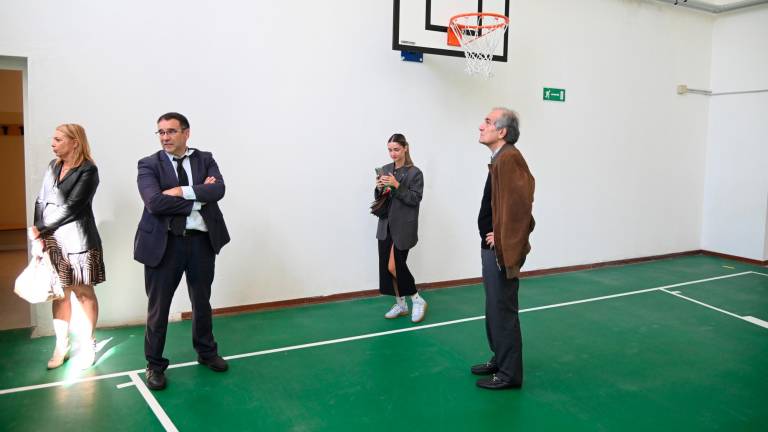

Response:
(134, 112), (231, 390)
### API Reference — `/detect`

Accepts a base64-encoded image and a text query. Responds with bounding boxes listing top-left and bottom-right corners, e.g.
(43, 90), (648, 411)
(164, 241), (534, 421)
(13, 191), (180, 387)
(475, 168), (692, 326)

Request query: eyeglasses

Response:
(155, 128), (186, 137)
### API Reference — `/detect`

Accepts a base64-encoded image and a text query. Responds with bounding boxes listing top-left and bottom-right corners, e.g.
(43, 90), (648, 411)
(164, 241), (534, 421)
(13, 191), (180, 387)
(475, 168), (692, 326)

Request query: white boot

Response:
(47, 338), (70, 369)
(73, 338), (96, 370)
(47, 320), (70, 369)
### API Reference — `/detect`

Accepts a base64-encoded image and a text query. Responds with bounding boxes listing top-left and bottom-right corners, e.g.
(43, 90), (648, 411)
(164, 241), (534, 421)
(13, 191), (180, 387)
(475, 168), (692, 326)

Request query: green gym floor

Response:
(1, 255), (766, 431)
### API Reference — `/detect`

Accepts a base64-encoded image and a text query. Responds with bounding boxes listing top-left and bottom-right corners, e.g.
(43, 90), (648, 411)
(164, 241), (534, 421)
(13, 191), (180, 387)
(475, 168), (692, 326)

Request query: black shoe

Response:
(471, 361), (499, 375)
(145, 368), (166, 390)
(476, 374), (521, 390)
(197, 355), (228, 372)
(477, 374), (523, 390)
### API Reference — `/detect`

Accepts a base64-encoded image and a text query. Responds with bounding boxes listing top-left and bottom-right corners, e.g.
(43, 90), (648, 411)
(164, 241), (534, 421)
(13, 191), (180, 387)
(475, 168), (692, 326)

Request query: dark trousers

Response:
(481, 247), (523, 384)
(377, 232), (416, 297)
(144, 232), (218, 371)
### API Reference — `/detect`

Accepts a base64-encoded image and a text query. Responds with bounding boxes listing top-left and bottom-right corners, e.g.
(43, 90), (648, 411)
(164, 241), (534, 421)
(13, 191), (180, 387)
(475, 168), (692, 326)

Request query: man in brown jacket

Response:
(471, 107), (535, 389)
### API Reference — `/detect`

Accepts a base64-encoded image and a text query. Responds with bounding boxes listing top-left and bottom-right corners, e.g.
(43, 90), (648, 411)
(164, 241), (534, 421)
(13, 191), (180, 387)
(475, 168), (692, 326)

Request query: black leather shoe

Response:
(145, 369), (166, 390)
(476, 374), (521, 390)
(198, 355), (228, 372)
(471, 361), (499, 375)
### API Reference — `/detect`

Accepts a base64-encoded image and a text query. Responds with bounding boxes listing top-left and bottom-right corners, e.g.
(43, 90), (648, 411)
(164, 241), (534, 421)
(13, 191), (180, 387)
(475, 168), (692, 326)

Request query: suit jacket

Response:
(490, 144), (535, 279)
(133, 149), (230, 267)
(34, 159), (102, 253)
(375, 163), (423, 250)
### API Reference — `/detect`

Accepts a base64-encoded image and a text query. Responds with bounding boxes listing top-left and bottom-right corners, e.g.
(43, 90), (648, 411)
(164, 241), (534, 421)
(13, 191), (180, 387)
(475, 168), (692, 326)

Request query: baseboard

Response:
(183, 249), (765, 320)
(181, 289), (383, 320)
(699, 250), (768, 266)
(417, 277), (483, 289)
(519, 250), (702, 277)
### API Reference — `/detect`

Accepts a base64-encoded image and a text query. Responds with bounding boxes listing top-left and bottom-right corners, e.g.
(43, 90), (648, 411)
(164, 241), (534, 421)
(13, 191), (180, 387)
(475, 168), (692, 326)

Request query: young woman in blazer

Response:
(375, 133), (427, 322)
(29, 124), (105, 369)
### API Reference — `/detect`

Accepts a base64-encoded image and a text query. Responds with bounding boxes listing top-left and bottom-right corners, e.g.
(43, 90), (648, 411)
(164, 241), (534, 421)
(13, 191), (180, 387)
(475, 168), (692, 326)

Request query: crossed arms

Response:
(137, 156), (226, 216)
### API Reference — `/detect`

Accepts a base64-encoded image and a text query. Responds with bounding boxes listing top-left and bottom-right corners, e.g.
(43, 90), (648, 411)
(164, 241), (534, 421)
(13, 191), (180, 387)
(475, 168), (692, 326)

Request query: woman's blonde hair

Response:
(56, 123), (94, 167)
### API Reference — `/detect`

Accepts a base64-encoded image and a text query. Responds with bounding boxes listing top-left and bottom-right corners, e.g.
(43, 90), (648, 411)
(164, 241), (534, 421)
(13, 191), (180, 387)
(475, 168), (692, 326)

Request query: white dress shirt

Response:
(165, 148), (208, 232)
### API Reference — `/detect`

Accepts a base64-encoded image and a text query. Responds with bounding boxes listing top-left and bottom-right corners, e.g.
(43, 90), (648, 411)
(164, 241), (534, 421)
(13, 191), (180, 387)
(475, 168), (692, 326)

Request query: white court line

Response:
(173, 271), (756, 366)
(175, 315), (487, 367)
(661, 271), (768, 329)
(0, 369), (144, 396)
(116, 381), (135, 389)
(0, 270), (756, 397)
(743, 316), (768, 329)
(660, 289), (767, 328)
(520, 271), (754, 313)
(129, 372), (179, 432)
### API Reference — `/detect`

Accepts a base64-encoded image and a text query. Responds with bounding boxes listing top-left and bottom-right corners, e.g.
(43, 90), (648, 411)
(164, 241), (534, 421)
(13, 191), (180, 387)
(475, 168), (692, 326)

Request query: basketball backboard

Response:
(392, 0), (510, 62)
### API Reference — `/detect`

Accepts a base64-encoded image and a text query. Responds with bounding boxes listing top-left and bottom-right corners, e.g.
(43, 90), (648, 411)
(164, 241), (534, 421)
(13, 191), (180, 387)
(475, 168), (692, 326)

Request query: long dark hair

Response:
(388, 133), (413, 166)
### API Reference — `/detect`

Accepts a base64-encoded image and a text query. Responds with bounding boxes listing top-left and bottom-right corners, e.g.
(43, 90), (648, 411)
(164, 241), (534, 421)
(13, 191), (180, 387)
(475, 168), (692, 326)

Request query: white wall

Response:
(0, 0), (716, 329)
(701, 5), (768, 261)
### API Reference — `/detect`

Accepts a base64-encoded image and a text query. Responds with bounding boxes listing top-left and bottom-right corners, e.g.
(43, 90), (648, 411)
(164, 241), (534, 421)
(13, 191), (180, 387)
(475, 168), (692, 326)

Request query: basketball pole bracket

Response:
(400, 50), (423, 63)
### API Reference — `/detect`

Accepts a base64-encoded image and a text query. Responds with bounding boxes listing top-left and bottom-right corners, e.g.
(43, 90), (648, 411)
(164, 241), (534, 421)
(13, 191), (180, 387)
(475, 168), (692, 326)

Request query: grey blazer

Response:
(376, 163), (424, 250)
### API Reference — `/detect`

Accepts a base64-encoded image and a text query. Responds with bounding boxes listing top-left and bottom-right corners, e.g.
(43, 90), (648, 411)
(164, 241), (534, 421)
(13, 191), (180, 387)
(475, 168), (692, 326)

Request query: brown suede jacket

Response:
(490, 144), (535, 279)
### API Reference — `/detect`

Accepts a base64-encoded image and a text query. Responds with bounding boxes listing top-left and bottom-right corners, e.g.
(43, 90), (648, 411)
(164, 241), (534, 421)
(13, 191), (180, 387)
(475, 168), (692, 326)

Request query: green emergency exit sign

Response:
(543, 87), (566, 102)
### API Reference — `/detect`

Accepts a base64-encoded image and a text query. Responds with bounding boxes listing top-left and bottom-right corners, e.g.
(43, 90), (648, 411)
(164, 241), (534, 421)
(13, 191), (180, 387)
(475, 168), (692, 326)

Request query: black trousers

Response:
(481, 247), (523, 385)
(144, 232), (218, 371)
(377, 231), (416, 297)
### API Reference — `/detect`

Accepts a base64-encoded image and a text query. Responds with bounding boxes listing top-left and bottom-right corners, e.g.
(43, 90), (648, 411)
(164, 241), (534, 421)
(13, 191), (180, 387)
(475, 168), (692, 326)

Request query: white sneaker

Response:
(411, 298), (428, 323)
(384, 303), (409, 319)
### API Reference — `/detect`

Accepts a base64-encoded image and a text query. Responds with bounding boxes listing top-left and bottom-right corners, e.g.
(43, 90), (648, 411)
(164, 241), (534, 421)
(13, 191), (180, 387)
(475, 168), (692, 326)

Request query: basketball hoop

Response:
(448, 12), (509, 79)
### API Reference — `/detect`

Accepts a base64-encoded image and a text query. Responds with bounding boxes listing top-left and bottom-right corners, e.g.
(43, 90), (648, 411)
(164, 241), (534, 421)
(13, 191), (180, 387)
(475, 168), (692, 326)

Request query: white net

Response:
(449, 14), (509, 79)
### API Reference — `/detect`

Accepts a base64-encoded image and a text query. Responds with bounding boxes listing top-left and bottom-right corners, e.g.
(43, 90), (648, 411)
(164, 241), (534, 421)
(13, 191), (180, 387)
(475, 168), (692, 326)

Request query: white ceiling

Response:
(655, 0), (768, 13)
(703, 0), (749, 4)
(703, 0), (756, 5)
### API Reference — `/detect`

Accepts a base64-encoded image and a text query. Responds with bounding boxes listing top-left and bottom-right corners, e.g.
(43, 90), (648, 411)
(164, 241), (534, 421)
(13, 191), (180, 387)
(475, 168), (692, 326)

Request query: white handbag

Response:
(14, 251), (65, 303)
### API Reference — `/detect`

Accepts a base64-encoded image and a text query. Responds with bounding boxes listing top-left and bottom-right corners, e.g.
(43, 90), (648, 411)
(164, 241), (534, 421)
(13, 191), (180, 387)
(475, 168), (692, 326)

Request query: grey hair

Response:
(492, 107), (520, 145)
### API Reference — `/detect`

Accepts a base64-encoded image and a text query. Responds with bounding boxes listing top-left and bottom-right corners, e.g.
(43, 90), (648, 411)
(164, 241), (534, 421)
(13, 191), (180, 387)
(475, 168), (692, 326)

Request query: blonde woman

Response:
(29, 124), (105, 369)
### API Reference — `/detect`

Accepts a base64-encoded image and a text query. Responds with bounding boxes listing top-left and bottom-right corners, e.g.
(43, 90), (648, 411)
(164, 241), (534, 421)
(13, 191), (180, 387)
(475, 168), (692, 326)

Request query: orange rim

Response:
(448, 12), (509, 30)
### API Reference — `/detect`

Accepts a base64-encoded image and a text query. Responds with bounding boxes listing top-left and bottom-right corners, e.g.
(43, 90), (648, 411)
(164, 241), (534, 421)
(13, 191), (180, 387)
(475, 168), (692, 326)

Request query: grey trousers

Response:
(481, 247), (523, 384)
